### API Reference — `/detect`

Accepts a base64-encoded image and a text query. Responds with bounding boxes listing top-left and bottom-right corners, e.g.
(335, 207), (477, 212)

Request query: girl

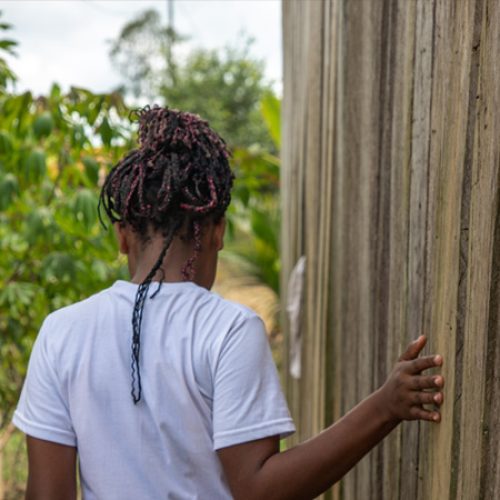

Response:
(14, 106), (444, 499)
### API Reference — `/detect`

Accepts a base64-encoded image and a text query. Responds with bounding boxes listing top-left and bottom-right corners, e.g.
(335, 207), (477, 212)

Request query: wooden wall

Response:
(281, 1), (500, 498)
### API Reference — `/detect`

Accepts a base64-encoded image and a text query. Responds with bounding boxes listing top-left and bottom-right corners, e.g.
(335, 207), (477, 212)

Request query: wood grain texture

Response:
(281, 0), (500, 498)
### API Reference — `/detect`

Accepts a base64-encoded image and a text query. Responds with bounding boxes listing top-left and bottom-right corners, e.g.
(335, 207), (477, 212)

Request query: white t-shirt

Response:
(13, 280), (295, 499)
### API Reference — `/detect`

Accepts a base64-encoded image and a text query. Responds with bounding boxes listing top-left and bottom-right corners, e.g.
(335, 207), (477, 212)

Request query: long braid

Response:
(130, 223), (179, 404)
(99, 106), (234, 403)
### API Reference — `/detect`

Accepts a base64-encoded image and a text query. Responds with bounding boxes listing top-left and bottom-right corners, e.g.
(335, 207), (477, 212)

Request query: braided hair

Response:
(98, 106), (234, 404)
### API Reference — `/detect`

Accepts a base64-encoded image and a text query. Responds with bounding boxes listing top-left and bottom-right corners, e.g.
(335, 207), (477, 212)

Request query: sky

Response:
(0, 0), (282, 97)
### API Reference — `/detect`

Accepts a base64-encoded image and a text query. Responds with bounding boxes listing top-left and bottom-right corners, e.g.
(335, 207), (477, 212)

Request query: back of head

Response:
(99, 105), (233, 253)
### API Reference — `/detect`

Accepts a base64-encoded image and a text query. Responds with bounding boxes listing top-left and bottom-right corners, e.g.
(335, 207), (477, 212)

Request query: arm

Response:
(26, 436), (77, 500)
(218, 335), (444, 500)
(12, 316), (78, 499)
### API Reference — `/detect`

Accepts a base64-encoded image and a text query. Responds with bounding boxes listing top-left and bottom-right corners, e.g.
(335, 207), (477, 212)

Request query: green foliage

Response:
(0, 27), (134, 426)
(109, 9), (275, 150)
(260, 91), (281, 149)
(0, 11), (16, 91)
(225, 198), (281, 295)
(161, 45), (274, 150)
(224, 93), (282, 296)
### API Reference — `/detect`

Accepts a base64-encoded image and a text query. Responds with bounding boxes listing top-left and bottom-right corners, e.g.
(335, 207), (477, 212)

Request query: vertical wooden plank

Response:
(458, 0), (500, 497)
(281, 0), (308, 443)
(336, 0), (364, 495)
(479, 0), (500, 469)
(330, 1), (345, 498)
(383, 1), (418, 499)
(280, 0), (296, 436)
(424, 2), (478, 500)
(338, 0), (383, 496)
(319, 5), (337, 498)
(400, 0), (432, 498)
(354, 2), (385, 495)
(302, 0), (325, 440)
(364, 1), (404, 498)
(480, 172), (500, 498)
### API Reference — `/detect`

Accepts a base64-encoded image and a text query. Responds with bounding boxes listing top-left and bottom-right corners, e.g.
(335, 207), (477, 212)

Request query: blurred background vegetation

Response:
(0, 8), (281, 498)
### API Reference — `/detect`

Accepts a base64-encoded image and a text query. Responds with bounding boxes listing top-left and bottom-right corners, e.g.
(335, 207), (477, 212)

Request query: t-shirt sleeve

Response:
(212, 314), (295, 450)
(12, 315), (77, 447)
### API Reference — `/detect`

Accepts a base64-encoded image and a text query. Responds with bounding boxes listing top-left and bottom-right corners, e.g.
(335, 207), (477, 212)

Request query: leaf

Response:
(71, 124), (88, 149)
(15, 92), (33, 135)
(50, 83), (61, 101)
(86, 96), (104, 126)
(98, 116), (113, 147)
(0, 130), (13, 155)
(260, 91), (281, 149)
(82, 156), (100, 185)
(41, 252), (77, 283)
(233, 184), (250, 207)
(0, 173), (19, 210)
(251, 208), (278, 250)
(0, 282), (37, 310)
(23, 150), (47, 184)
(0, 39), (17, 55)
(24, 208), (53, 244)
(73, 188), (98, 229)
(24, 210), (45, 244)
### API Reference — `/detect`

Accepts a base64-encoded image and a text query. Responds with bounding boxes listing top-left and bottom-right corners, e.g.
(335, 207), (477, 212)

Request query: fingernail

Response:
(434, 355), (442, 365)
(433, 413), (440, 422)
(434, 376), (442, 386)
(434, 394), (441, 403)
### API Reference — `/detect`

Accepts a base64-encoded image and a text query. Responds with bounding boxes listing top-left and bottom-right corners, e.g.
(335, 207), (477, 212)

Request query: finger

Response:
(407, 354), (443, 374)
(409, 406), (441, 422)
(410, 375), (444, 390)
(399, 335), (427, 361)
(412, 391), (443, 406)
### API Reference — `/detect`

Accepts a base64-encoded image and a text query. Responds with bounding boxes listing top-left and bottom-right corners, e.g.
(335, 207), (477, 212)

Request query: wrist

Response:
(371, 387), (402, 427)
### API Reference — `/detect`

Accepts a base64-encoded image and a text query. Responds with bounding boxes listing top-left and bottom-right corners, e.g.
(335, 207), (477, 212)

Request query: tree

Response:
(109, 9), (275, 150)
(0, 89), (133, 424)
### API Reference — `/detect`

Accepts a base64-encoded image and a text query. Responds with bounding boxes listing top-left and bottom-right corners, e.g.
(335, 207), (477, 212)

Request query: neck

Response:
(129, 235), (214, 290)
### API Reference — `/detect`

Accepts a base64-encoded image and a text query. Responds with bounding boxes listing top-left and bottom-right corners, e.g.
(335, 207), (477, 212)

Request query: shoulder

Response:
(44, 287), (110, 326)
(208, 290), (259, 321)
(37, 286), (113, 351)
(178, 281), (259, 322)
(202, 291), (267, 350)
(188, 287), (266, 365)
(198, 288), (265, 337)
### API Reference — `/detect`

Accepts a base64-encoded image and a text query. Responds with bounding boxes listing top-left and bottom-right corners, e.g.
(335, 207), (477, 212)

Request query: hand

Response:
(376, 335), (444, 424)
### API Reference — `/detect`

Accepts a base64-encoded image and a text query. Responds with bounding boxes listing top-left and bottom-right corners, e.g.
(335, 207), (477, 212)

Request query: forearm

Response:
(253, 390), (398, 500)
(220, 337), (444, 500)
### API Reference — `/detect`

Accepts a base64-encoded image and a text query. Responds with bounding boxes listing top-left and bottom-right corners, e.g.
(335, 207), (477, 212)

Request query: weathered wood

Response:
(282, 0), (500, 498)
(457, 0), (500, 497)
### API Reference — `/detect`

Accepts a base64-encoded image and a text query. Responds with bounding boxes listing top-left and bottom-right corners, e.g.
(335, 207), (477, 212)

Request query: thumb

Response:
(399, 335), (427, 361)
